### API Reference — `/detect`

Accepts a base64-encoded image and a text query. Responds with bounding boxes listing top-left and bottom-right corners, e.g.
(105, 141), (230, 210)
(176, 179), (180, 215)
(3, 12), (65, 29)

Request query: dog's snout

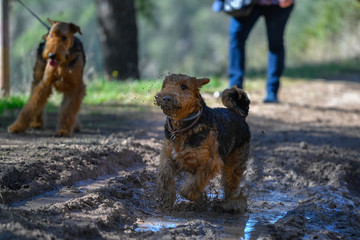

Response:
(162, 95), (172, 102)
(48, 53), (56, 60)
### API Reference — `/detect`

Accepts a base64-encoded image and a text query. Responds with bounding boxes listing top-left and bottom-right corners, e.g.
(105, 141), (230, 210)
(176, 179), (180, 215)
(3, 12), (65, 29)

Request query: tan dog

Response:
(8, 19), (86, 136)
(155, 74), (251, 211)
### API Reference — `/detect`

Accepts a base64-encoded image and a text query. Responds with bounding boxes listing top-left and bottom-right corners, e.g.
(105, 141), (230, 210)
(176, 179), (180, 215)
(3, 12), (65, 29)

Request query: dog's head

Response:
(155, 74), (210, 121)
(42, 18), (82, 67)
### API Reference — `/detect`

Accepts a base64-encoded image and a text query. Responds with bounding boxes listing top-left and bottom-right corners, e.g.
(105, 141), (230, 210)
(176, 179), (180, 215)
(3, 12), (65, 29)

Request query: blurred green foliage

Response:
(287, 0), (360, 61)
(6, 0), (360, 95)
(0, 96), (27, 115)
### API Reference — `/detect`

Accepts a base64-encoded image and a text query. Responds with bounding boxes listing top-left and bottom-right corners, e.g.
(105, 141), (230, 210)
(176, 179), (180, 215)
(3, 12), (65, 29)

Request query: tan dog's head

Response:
(42, 18), (82, 67)
(155, 74), (210, 121)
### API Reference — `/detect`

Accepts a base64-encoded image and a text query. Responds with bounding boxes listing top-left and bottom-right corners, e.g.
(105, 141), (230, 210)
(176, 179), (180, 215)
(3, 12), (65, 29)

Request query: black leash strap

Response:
(17, 0), (50, 30)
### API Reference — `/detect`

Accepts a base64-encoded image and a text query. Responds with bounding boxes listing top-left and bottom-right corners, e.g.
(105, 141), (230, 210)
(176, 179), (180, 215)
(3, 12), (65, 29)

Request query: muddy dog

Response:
(8, 19), (86, 137)
(155, 74), (250, 211)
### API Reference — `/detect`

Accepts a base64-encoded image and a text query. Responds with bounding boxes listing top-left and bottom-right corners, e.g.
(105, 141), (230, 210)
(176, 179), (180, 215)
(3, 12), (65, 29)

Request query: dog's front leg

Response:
(8, 67), (55, 133)
(157, 149), (176, 208)
(180, 169), (213, 201)
(180, 155), (222, 201)
(30, 55), (47, 129)
(56, 84), (85, 137)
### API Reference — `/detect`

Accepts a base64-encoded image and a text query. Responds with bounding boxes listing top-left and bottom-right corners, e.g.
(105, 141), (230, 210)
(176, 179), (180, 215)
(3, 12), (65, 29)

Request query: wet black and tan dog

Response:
(8, 19), (86, 137)
(155, 73), (250, 211)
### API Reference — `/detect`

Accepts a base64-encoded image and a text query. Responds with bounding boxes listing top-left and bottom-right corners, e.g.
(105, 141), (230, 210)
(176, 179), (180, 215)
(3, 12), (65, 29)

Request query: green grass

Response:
(0, 96), (27, 115)
(83, 78), (162, 105)
(284, 58), (360, 79)
(84, 77), (234, 105)
(0, 75), (317, 115)
(2, 59), (357, 115)
(0, 77), (233, 114)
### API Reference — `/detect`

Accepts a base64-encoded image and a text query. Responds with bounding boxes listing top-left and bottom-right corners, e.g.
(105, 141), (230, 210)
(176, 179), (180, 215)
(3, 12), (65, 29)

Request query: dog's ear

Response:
(42, 33), (48, 40)
(47, 18), (57, 25)
(69, 23), (82, 35)
(196, 78), (210, 88)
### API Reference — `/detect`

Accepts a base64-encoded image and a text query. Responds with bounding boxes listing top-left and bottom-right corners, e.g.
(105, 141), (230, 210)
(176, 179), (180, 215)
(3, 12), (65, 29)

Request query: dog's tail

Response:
(221, 86), (250, 117)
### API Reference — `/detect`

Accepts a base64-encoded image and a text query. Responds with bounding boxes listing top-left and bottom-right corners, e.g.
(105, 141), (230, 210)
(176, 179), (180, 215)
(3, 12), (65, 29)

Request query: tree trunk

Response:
(96, 0), (139, 80)
(0, 0), (10, 96)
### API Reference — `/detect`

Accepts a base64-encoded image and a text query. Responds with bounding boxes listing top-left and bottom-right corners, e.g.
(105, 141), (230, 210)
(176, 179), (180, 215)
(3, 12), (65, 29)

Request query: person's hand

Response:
(279, 0), (294, 8)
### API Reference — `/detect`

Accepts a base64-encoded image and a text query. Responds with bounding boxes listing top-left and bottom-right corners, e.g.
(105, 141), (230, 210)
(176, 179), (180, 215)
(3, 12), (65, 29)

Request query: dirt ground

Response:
(0, 76), (360, 239)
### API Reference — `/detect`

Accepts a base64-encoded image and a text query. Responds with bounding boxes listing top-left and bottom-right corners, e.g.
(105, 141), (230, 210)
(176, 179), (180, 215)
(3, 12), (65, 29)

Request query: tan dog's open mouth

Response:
(48, 59), (58, 67)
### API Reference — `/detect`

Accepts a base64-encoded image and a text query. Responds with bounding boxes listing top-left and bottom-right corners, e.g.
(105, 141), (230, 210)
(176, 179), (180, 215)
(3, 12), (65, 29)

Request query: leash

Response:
(17, 0), (50, 30)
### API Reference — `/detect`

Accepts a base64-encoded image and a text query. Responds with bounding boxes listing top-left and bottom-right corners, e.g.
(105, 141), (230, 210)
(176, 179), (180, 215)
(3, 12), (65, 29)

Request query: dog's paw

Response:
(180, 188), (201, 202)
(56, 129), (71, 137)
(73, 122), (81, 133)
(158, 191), (176, 209)
(8, 123), (26, 133)
(31, 122), (44, 129)
(222, 195), (247, 213)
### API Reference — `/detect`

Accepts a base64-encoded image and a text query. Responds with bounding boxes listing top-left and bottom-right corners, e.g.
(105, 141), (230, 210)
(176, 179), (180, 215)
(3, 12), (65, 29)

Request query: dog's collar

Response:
(181, 109), (202, 121)
(166, 108), (203, 140)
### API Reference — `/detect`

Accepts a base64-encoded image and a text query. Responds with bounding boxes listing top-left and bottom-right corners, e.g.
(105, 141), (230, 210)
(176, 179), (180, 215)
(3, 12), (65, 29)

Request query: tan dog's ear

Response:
(42, 33), (48, 40)
(47, 18), (56, 25)
(69, 23), (82, 35)
(196, 78), (210, 88)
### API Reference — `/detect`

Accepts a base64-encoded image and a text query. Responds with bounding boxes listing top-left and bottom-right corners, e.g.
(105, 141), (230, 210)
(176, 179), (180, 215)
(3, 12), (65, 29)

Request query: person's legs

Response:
(228, 9), (260, 89)
(263, 4), (294, 102)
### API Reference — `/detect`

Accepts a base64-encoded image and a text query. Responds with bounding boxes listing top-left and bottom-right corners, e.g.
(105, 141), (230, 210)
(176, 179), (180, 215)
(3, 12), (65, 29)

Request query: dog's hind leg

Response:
(56, 84), (85, 137)
(220, 142), (249, 213)
(222, 142), (249, 200)
(73, 117), (81, 133)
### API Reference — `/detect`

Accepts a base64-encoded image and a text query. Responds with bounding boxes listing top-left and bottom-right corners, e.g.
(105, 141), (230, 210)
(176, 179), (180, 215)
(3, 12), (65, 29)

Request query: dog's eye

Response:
(181, 84), (188, 90)
(62, 36), (67, 41)
(50, 33), (54, 38)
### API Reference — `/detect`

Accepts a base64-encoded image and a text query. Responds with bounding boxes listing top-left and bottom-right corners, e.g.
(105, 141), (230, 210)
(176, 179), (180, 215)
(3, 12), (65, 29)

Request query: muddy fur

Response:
(8, 19), (86, 137)
(155, 74), (251, 212)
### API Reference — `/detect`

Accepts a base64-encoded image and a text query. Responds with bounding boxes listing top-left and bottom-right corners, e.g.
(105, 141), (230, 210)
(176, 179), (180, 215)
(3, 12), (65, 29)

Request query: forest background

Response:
(7, 0), (360, 94)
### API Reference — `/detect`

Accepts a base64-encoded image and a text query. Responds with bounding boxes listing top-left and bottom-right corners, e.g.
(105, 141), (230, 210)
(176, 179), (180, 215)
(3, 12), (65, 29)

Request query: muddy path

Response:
(0, 77), (360, 239)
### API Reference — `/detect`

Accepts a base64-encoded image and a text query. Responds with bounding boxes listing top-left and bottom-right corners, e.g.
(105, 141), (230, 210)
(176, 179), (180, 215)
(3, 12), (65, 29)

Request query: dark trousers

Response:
(228, 4), (294, 98)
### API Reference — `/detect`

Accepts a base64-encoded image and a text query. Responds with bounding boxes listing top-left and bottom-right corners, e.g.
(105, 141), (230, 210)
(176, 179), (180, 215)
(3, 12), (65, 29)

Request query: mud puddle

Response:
(9, 165), (303, 239)
(11, 173), (118, 210)
(136, 190), (304, 239)
(10, 165), (142, 211)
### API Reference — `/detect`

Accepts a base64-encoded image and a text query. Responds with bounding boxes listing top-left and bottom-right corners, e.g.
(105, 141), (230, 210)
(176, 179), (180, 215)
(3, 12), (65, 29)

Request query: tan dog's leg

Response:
(8, 67), (55, 133)
(73, 117), (81, 133)
(30, 57), (46, 129)
(180, 156), (221, 201)
(158, 151), (176, 207)
(180, 169), (214, 201)
(56, 84), (85, 137)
